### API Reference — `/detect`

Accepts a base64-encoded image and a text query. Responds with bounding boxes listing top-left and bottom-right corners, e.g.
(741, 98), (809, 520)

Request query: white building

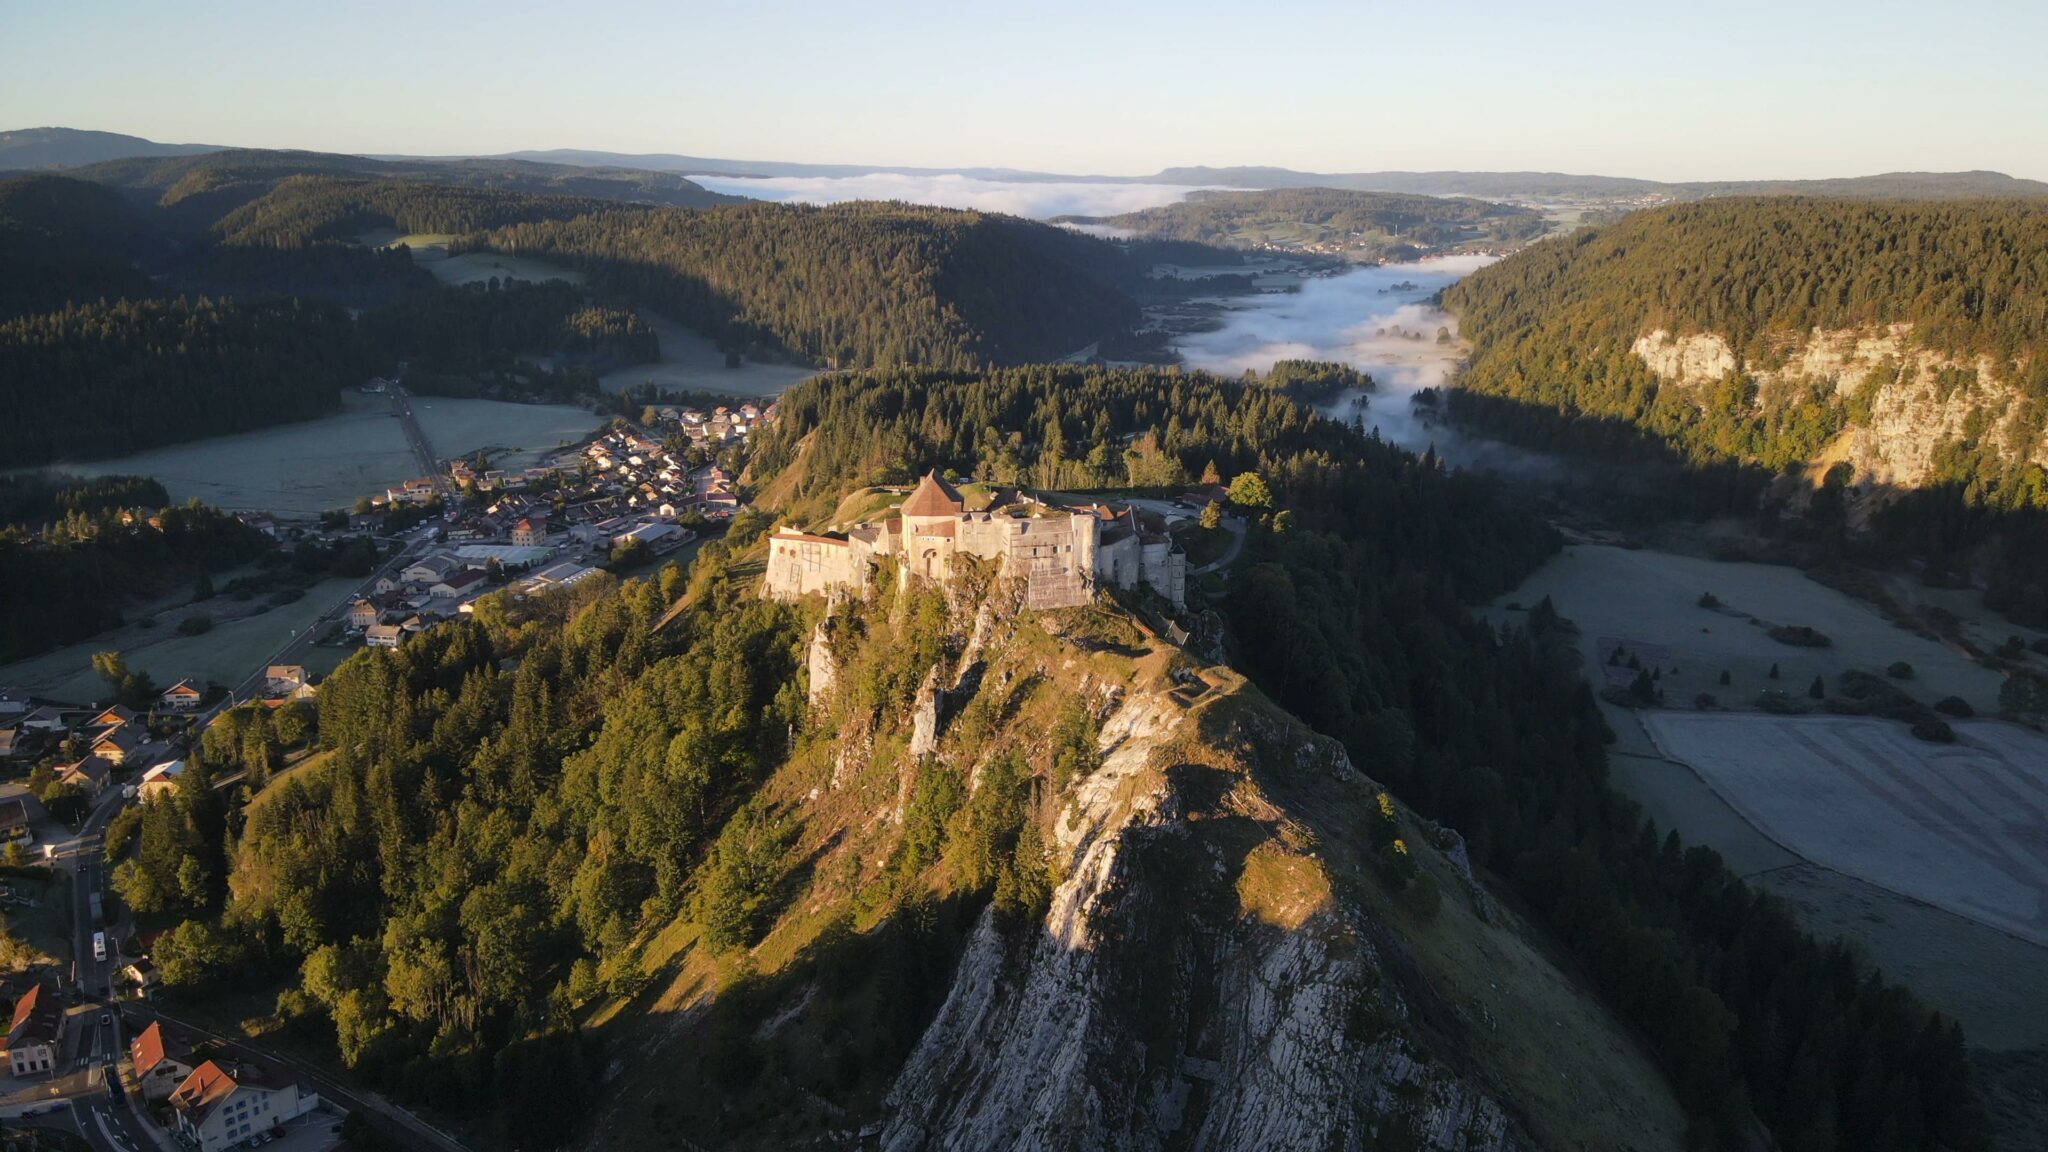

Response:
(168, 1060), (318, 1150)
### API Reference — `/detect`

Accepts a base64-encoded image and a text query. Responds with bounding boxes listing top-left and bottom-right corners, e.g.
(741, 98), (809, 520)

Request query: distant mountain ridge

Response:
(14, 129), (2043, 203)
(0, 127), (226, 169)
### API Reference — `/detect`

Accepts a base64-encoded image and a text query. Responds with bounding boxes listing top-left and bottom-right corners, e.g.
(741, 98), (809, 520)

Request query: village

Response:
(0, 398), (778, 1151)
(339, 401), (768, 646)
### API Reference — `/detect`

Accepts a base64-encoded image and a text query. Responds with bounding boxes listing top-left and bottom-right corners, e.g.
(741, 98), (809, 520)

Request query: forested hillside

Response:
(1442, 198), (2048, 490)
(1441, 198), (2048, 621)
(1063, 186), (1546, 258)
(482, 202), (1140, 367)
(0, 296), (368, 465)
(1, 171), (1149, 463)
(65, 147), (738, 226)
(0, 173), (157, 317)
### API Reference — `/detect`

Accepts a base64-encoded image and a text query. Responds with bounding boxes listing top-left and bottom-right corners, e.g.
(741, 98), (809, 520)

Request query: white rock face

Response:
(807, 621), (839, 709)
(1632, 324), (2046, 489)
(880, 692), (1526, 1152)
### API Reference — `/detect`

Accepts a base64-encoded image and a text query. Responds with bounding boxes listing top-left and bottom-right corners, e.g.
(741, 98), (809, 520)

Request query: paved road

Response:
(391, 387), (454, 499)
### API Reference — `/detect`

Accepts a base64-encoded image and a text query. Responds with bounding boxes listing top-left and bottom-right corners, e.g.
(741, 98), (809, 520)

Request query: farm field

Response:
(1492, 544), (2013, 713)
(1757, 862), (2048, 1051)
(1642, 711), (2048, 948)
(0, 575), (358, 703)
(408, 397), (601, 470)
(57, 393), (603, 516)
(368, 232), (817, 399)
(364, 230), (585, 287)
(599, 310), (818, 399)
(59, 391), (415, 516)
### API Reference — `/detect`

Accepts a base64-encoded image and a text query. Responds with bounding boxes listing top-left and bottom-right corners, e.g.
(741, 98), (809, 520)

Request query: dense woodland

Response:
(0, 173), (157, 317)
(0, 296), (368, 465)
(480, 200), (1140, 368)
(1067, 186), (1546, 257)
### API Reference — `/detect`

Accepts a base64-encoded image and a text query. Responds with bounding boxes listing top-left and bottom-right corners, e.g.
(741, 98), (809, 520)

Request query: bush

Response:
(176, 613), (213, 636)
(1768, 624), (1833, 648)
(1697, 592), (1719, 609)
(1934, 695), (1974, 718)
(1911, 718), (1956, 743)
(1693, 693), (1718, 710)
(1886, 661), (1914, 679)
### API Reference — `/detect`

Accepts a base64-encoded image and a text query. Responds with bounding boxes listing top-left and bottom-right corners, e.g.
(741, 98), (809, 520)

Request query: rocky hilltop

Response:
(587, 568), (1686, 1151)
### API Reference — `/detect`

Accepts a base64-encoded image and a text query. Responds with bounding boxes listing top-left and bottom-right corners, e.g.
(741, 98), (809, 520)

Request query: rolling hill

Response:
(1059, 187), (1547, 259)
(0, 126), (226, 169)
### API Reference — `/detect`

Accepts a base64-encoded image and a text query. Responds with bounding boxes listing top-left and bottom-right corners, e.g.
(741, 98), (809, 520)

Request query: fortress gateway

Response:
(763, 472), (1186, 611)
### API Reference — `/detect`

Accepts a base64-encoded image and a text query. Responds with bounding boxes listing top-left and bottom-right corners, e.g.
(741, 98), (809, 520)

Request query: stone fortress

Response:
(763, 472), (1186, 610)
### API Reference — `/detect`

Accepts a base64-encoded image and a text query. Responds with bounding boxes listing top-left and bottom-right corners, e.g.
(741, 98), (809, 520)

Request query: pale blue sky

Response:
(4, 0), (2044, 180)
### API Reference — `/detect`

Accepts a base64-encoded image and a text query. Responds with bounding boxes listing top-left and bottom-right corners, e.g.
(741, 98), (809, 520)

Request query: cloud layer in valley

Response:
(692, 174), (1201, 219)
(1176, 254), (1558, 475)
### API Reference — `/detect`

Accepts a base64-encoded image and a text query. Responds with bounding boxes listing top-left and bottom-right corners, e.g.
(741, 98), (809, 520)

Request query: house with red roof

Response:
(130, 1020), (197, 1100)
(3, 983), (65, 1075)
(168, 1058), (318, 1150)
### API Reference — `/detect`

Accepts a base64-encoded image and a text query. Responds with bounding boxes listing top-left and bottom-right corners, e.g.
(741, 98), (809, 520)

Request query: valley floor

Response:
(1493, 542), (2048, 1054)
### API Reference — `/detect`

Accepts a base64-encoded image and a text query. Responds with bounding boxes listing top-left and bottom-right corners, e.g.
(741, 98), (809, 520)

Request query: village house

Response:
(762, 472), (1187, 611)
(3, 984), (64, 1076)
(0, 799), (30, 846)
(130, 1021), (195, 1100)
(346, 599), (381, 630)
(92, 722), (144, 766)
(0, 688), (27, 718)
(365, 623), (405, 649)
(613, 521), (689, 558)
(385, 477), (439, 506)
(159, 679), (204, 712)
(264, 666), (308, 696)
(58, 754), (113, 797)
(139, 759), (185, 800)
(167, 1058), (319, 1150)
(511, 516), (548, 548)
(18, 706), (66, 734)
(87, 705), (137, 731)
(124, 959), (162, 994)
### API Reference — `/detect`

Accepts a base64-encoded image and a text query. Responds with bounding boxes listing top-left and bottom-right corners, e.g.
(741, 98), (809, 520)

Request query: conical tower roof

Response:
(900, 470), (965, 517)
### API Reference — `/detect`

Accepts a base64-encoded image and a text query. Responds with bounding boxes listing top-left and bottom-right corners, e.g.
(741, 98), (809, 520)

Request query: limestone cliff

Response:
(1632, 325), (2047, 492)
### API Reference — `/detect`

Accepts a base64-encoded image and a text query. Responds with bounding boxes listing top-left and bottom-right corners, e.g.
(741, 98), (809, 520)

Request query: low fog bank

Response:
(1176, 255), (1561, 478)
(693, 173), (1200, 219)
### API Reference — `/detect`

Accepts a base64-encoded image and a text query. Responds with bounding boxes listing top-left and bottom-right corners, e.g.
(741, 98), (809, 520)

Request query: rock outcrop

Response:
(1632, 324), (2047, 492)
(881, 688), (1528, 1152)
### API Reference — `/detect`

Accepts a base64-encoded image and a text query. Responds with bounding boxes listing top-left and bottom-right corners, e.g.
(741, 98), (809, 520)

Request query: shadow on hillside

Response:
(594, 892), (984, 1148)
